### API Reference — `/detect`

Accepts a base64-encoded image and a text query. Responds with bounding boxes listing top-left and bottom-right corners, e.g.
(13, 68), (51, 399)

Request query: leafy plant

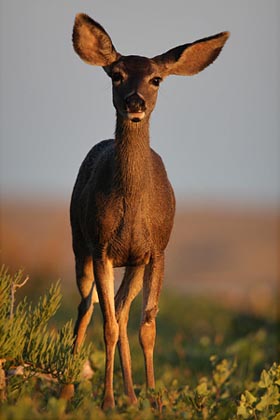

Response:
(237, 363), (280, 419)
(0, 265), (90, 403)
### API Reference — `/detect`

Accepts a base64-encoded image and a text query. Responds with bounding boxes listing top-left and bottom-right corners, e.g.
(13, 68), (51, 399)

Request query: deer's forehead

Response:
(112, 55), (157, 76)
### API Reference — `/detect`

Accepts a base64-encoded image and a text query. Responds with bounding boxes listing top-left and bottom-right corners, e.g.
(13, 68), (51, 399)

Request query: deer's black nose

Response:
(125, 94), (146, 112)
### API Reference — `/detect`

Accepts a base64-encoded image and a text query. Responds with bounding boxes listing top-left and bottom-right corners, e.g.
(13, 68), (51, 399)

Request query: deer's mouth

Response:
(127, 111), (146, 122)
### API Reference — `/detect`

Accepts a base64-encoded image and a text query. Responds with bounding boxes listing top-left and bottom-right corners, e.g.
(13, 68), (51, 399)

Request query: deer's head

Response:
(73, 14), (229, 123)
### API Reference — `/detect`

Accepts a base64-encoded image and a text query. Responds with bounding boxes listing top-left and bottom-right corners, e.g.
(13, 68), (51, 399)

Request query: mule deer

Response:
(62, 13), (229, 409)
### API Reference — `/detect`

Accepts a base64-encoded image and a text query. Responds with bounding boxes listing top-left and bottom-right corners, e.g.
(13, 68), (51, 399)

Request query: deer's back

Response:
(71, 140), (175, 265)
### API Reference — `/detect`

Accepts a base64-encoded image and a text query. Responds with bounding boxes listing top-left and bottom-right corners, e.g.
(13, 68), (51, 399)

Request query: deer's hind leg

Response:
(115, 266), (145, 404)
(60, 254), (98, 400)
(74, 255), (98, 352)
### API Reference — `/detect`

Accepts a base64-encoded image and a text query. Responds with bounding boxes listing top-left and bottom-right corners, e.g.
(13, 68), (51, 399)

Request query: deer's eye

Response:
(150, 77), (162, 87)
(112, 72), (123, 83)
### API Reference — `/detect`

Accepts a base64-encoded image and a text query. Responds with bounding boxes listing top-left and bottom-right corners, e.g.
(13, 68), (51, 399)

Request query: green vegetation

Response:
(0, 267), (90, 401)
(0, 266), (279, 419)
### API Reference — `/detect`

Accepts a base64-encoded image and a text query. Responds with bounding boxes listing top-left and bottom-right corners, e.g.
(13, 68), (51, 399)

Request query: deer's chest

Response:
(86, 181), (174, 266)
(106, 201), (152, 267)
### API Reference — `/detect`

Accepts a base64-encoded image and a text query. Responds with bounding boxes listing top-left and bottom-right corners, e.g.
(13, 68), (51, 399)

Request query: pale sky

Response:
(1, 0), (279, 206)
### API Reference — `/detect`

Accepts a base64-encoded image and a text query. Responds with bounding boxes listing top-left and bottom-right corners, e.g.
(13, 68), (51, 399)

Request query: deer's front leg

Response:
(115, 265), (144, 404)
(94, 258), (118, 410)
(139, 254), (164, 390)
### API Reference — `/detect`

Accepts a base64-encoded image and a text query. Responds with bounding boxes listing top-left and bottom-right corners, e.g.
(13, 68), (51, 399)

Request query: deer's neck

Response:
(114, 116), (152, 196)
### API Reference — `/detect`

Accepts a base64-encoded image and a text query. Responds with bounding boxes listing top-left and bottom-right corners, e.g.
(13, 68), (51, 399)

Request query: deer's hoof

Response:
(60, 383), (75, 400)
(128, 393), (138, 405)
(102, 394), (115, 410)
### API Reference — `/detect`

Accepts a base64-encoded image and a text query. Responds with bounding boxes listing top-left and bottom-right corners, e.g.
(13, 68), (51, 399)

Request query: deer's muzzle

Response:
(125, 93), (146, 122)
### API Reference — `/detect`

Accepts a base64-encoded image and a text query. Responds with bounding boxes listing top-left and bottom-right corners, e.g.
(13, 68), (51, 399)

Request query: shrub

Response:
(0, 265), (90, 402)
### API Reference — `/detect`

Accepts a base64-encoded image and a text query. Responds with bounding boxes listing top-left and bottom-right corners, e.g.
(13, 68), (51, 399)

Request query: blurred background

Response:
(0, 0), (279, 318)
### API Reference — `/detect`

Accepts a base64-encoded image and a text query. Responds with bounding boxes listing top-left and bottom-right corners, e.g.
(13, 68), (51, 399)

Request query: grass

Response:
(1, 270), (279, 419)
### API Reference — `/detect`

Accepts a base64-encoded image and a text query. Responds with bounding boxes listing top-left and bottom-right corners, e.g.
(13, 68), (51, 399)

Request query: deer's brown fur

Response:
(62, 13), (229, 409)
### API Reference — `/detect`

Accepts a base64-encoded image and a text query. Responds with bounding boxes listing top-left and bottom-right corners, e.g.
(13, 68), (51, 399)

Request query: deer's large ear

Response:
(72, 14), (121, 67)
(154, 31), (229, 76)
